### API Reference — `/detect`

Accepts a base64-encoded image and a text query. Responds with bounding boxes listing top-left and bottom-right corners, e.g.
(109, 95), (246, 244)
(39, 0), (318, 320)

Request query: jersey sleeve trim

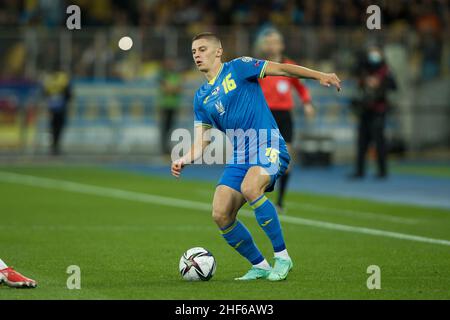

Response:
(208, 64), (224, 85)
(259, 60), (268, 78)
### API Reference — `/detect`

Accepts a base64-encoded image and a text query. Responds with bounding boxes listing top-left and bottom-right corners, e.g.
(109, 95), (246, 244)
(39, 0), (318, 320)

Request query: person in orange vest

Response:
(255, 28), (315, 213)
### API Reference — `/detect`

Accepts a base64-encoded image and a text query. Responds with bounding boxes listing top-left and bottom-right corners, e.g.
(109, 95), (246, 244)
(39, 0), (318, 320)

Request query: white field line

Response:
(1, 171), (449, 247)
(0, 224), (211, 232)
(286, 202), (422, 225)
(193, 187), (422, 225)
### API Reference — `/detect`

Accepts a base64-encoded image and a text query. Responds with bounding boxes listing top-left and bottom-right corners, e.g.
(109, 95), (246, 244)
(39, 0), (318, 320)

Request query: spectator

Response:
(350, 45), (397, 179)
(158, 58), (183, 156)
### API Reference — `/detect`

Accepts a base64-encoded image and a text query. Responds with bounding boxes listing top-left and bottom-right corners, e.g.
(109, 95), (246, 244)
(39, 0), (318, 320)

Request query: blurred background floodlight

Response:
(118, 36), (133, 51)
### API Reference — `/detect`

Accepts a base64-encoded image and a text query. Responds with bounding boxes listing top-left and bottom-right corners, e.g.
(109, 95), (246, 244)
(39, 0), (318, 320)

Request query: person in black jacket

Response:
(350, 46), (397, 179)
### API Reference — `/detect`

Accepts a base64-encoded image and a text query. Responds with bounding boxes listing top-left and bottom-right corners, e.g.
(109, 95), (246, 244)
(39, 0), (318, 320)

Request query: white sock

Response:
(274, 249), (290, 260)
(0, 258), (7, 270)
(253, 259), (271, 270)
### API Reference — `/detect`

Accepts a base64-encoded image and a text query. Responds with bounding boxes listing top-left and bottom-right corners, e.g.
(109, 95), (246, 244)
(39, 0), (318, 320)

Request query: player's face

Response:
(192, 39), (221, 72)
(261, 33), (284, 57)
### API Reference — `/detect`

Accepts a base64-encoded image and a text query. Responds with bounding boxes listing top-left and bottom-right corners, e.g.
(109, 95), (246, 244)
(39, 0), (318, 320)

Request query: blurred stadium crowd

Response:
(0, 0), (448, 159)
(1, 0), (448, 29)
(0, 0), (448, 81)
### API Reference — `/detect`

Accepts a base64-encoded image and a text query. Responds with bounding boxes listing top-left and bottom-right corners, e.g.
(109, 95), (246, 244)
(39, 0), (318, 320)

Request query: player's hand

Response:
(304, 103), (315, 119)
(319, 73), (341, 92)
(171, 159), (186, 178)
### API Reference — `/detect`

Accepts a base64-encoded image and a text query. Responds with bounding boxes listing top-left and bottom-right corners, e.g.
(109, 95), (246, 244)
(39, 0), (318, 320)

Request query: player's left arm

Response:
(265, 61), (341, 92)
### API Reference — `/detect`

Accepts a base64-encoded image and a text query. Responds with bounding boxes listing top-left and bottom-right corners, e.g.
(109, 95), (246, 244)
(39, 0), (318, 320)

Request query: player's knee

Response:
(240, 182), (261, 203)
(212, 208), (232, 228)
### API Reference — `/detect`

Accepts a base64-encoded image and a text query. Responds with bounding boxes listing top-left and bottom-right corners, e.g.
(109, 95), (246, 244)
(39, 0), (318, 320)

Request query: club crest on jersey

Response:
(215, 100), (225, 116)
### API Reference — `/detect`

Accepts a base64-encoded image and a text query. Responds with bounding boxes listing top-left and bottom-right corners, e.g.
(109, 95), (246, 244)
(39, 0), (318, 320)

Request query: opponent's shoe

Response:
(267, 257), (293, 281)
(234, 266), (271, 281)
(0, 267), (37, 288)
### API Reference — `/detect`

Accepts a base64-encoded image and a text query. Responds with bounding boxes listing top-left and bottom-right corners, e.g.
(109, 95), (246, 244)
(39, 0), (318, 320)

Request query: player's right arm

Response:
(171, 124), (211, 178)
(172, 93), (213, 178)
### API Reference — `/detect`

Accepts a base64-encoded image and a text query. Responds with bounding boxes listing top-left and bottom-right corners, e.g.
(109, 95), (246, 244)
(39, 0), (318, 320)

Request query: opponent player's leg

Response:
(354, 114), (370, 178)
(241, 166), (293, 281)
(276, 142), (293, 212)
(212, 185), (271, 280)
(275, 111), (293, 212)
(373, 114), (387, 178)
(0, 258), (37, 288)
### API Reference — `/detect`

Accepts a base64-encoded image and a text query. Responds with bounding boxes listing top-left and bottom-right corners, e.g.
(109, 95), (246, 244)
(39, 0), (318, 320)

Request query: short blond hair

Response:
(192, 32), (222, 48)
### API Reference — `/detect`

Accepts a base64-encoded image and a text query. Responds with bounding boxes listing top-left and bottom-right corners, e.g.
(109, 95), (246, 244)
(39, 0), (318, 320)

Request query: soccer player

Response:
(171, 32), (340, 281)
(0, 258), (37, 288)
(255, 27), (315, 212)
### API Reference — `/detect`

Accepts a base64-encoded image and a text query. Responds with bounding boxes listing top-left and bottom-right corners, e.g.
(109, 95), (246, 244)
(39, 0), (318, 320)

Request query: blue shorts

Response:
(217, 148), (290, 193)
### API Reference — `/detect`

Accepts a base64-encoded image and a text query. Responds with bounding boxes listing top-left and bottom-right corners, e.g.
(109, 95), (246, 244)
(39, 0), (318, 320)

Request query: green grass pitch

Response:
(0, 165), (449, 299)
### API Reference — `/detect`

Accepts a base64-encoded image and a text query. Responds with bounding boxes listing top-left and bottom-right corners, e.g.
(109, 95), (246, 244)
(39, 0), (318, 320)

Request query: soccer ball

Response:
(179, 247), (216, 281)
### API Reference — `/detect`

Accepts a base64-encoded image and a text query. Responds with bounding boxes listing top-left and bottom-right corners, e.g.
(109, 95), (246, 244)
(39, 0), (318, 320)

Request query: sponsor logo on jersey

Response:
(234, 240), (244, 249)
(211, 86), (220, 96)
